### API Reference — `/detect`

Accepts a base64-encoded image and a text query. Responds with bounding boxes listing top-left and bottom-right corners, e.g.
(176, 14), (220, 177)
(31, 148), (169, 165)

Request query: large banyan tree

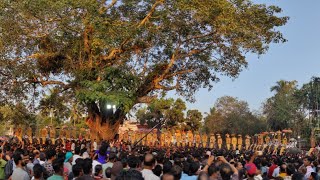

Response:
(0, 0), (288, 140)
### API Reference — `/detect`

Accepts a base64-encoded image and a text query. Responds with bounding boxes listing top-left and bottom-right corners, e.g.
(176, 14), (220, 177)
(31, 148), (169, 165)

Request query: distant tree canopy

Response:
(0, 0), (288, 139)
(135, 98), (203, 132)
(204, 96), (267, 135)
(263, 80), (299, 131)
(263, 78), (320, 136)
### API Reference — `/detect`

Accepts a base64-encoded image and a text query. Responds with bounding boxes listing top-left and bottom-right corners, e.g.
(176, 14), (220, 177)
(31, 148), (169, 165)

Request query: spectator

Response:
(141, 154), (159, 180)
(103, 153), (116, 178)
(105, 167), (112, 180)
(32, 164), (44, 180)
(72, 147), (82, 165)
(64, 152), (73, 175)
(72, 164), (83, 180)
(82, 158), (94, 180)
(49, 158), (65, 180)
(94, 164), (103, 180)
(153, 165), (163, 177)
(44, 149), (56, 178)
(11, 152), (29, 180)
(162, 172), (175, 180)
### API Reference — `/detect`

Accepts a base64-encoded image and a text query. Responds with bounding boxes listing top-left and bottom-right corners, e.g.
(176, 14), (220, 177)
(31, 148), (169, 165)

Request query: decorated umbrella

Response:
(282, 129), (293, 133)
(282, 129), (293, 138)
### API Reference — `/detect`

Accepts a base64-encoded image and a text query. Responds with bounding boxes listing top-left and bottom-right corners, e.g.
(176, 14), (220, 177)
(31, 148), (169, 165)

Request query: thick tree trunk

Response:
(86, 115), (121, 141)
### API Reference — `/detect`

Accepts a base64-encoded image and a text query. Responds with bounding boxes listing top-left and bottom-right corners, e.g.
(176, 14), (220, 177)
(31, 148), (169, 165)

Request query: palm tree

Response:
(270, 80), (298, 94)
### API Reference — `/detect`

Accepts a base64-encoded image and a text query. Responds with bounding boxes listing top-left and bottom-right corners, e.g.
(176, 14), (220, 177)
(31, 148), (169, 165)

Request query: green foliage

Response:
(297, 77), (320, 119)
(0, 0), (288, 126)
(204, 96), (267, 135)
(39, 89), (70, 121)
(76, 67), (139, 113)
(184, 109), (203, 132)
(263, 80), (302, 131)
(135, 98), (186, 128)
(0, 103), (36, 129)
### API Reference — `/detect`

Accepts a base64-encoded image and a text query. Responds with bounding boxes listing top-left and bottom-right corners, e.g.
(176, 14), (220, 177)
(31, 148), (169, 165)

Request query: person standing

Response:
(32, 164), (44, 180)
(0, 150), (7, 180)
(72, 147), (82, 165)
(11, 153), (29, 180)
(48, 159), (64, 180)
(93, 140), (98, 152)
(141, 154), (159, 180)
(43, 149), (56, 178)
(302, 156), (315, 180)
(64, 152), (73, 175)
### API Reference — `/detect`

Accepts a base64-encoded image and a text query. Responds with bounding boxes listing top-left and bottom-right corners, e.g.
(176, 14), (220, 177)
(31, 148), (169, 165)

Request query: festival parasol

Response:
(282, 129), (293, 133)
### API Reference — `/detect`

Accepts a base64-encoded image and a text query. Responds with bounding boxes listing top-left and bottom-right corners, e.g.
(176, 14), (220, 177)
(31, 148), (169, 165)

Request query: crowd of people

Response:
(0, 137), (318, 180)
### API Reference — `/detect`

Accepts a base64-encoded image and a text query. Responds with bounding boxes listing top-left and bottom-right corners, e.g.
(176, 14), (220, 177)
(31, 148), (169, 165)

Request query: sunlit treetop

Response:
(0, 0), (288, 115)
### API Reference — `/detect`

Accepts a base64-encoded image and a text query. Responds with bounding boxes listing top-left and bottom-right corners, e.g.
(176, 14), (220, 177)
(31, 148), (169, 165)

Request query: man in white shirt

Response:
(72, 147), (82, 165)
(302, 156), (315, 180)
(141, 154), (160, 180)
(103, 153), (116, 178)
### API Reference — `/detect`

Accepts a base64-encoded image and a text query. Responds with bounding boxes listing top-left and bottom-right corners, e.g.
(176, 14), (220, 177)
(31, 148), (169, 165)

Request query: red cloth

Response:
(65, 142), (71, 151)
(268, 164), (278, 178)
(245, 163), (257, 176)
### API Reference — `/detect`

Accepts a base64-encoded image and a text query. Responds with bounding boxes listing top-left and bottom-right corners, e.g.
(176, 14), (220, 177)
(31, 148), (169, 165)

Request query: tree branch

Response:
(38, 80), (67, 86)
(164, 69), (194, 79)
(137, 95), (157, 104)
(178, 43), (214, 59)
(100, 38), (131, 62)
(99, 0), (118, 14)
(138, 0), (164, 27)
(100, 48), (123, 61)
(183, 32), (215, 43)
(154, 84), (178, 91)
(26, 78), (67, 87)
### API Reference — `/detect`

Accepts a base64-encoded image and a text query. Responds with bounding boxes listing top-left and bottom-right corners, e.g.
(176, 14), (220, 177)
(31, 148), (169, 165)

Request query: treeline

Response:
(135, 77), (320, 137)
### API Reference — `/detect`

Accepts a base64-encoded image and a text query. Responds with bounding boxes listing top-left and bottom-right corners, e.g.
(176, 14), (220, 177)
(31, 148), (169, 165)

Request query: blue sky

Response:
(170, 0), (320, 114)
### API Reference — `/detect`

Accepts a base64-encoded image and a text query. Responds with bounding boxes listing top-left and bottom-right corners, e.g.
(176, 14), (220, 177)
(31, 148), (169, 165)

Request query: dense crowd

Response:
(0, 137), (318, 180)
